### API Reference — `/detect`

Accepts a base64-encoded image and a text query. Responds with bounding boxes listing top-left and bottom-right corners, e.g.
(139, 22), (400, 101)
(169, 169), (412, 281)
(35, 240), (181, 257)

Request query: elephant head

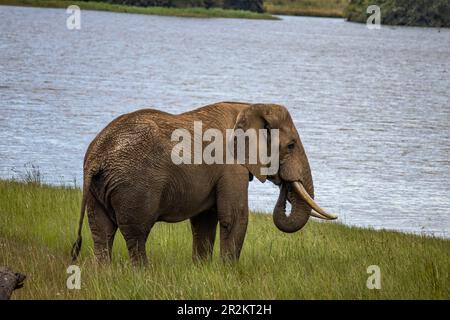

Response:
(233, 104), (337, 233)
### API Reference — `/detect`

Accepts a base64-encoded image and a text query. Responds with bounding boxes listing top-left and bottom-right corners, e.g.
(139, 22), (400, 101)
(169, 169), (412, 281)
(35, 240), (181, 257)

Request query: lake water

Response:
(1, 6), (449, 237)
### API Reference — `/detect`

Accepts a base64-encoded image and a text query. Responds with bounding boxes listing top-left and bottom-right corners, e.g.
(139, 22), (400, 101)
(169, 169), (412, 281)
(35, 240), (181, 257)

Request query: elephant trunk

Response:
(273, 181), (337, 233)
(273, 182), (311, 233)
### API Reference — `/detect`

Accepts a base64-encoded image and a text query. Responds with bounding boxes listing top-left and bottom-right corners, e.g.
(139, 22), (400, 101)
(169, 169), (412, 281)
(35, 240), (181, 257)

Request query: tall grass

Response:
(0, 0), (278, 20)
(0, 180), (448, 299)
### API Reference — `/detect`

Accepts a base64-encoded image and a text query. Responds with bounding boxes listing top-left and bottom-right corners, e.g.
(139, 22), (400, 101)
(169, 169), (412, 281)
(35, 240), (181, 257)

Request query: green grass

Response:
(0, 180), (449, 299)
(265, 0), (348, 18)
(0, 0), (278, 20)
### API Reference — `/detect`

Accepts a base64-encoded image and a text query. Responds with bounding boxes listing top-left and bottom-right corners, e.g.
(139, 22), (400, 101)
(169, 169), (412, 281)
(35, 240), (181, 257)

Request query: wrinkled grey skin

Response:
(0, 267), (26, 300)
(71, 102), (315, 265)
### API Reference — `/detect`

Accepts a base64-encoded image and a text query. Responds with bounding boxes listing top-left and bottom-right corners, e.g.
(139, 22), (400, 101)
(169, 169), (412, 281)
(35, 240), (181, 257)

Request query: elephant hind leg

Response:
(120, 224), (151, 267)
(111, 189), (158, 267)
(190, 209), (218, 261)
(86, 193), (117, 264)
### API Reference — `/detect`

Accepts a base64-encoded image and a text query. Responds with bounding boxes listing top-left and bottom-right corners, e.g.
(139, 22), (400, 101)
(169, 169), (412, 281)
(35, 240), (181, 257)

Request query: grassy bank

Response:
(265, 0), (348, 18)
(0, 180), (449, 299)
(0, 0), (277, 19)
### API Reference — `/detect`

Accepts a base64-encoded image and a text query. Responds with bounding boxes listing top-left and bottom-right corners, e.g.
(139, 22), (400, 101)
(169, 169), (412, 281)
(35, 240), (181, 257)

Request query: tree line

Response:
(82, 0), (265, 13)
(346, 0), (450, 27)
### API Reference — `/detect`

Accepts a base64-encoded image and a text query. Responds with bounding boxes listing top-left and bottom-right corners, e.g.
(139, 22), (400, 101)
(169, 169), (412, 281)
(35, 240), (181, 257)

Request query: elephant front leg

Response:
(217, 171), (249, 262)
(218, 207), (248, 261)
(190, 209), (218, 261)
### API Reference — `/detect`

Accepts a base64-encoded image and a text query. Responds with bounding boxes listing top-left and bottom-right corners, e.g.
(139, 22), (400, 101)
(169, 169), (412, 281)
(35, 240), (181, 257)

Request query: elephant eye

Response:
(287, 142), (295, 150)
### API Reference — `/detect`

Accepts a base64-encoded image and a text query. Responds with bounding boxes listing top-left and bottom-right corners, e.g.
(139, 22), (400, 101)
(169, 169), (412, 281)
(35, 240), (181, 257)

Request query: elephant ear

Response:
(230, 104), (279, 183)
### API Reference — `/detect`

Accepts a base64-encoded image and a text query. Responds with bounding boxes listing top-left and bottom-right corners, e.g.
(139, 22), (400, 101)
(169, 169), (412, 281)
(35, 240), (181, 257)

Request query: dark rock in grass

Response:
(0, 267), (26, 300)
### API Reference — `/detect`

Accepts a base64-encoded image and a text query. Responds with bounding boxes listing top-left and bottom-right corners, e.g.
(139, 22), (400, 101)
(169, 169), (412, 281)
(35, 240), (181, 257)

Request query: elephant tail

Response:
(70, 171), (92, 263)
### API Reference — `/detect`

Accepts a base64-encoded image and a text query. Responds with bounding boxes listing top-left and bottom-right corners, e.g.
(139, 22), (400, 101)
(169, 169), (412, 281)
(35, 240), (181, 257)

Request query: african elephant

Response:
(71, 102), (336, 265)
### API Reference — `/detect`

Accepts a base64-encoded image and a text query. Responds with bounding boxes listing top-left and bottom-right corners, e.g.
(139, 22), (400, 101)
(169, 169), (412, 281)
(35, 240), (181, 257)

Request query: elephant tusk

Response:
(309, 210), (333, 220)
(292, 181), (337, 220)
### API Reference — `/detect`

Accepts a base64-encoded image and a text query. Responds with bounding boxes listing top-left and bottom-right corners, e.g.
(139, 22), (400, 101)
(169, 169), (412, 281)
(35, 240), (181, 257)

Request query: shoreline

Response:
(3, 0), (447, 28)
(2, 178), (448, 240)
(265, 4), (344, 18)
(0, 0), (278, 20)
(1, 176), (447, 239)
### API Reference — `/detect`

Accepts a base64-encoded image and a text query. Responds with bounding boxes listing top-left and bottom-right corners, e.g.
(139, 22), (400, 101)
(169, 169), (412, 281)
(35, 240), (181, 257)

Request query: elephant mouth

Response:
(267, 174), (282, 186)
(272, 180), (337, 233)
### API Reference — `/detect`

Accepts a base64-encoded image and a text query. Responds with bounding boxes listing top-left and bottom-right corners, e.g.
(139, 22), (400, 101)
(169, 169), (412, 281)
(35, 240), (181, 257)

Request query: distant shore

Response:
(345, 0), (450, 28)
(0, 0), (278, 20)
(3, 0), (448, 27)
(265, 0), (347, 18)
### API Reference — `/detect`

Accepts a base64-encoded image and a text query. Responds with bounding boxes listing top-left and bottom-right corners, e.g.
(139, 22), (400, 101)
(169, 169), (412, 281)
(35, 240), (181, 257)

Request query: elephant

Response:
(71, 102), (337, 265)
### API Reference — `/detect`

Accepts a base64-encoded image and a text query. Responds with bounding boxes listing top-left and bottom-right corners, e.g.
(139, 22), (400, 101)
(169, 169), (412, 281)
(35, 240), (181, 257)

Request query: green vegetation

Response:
(95, 0), (264, 13)
(4, 0), (448, 26)
(0, 0), (277, 19)
(265, 0), (348, 18)
(345, 0), (450, 27)
(1, 180), (449, 299)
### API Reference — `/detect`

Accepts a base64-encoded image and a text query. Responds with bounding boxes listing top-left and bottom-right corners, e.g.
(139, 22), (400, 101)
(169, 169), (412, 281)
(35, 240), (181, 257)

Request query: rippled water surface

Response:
(1, 6), (449, 237)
